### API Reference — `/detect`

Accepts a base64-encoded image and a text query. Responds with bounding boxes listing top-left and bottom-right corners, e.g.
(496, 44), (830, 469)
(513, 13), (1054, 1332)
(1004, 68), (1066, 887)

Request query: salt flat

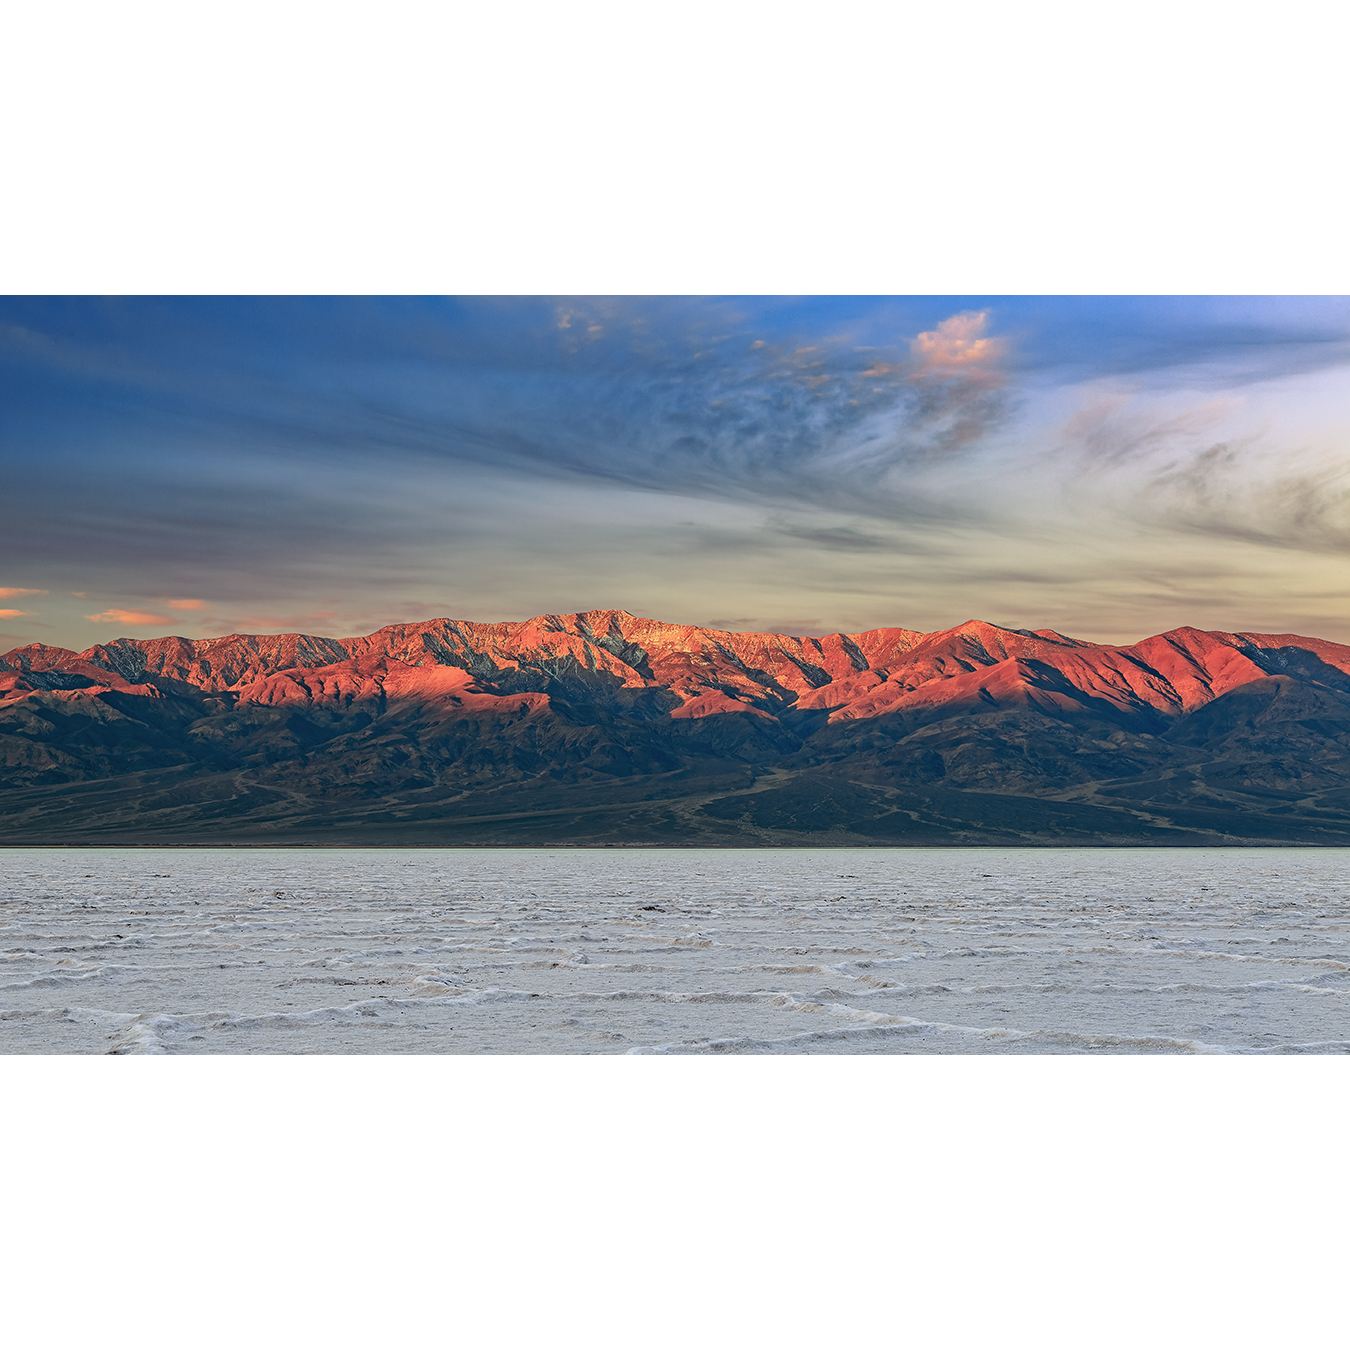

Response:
(2, 847), (1348, 1054)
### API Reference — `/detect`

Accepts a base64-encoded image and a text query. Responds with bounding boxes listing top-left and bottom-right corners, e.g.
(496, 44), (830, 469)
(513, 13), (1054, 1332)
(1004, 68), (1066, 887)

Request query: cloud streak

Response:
(85, 608), (172, 626)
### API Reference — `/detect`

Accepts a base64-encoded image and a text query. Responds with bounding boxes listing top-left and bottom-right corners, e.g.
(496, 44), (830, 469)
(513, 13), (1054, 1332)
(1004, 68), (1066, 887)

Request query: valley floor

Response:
(3, 847), (1349, 1054)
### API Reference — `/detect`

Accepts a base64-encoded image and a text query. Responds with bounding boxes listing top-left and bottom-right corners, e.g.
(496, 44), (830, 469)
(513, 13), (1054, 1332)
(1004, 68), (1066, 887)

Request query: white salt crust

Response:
(2, 847), (1348, 1054)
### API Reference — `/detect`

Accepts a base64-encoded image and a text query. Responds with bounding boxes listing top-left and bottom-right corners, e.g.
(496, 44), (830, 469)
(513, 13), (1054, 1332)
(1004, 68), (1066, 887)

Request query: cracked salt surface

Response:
(2, 847), (1349, 1054)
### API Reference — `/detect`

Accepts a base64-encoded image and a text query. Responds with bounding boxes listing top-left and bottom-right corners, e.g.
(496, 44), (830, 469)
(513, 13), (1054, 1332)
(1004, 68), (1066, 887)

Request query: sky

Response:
(3, 294), (1350, 654)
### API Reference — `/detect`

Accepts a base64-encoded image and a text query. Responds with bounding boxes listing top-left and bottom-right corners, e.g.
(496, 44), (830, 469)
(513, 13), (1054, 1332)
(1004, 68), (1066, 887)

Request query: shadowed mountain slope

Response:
(6, 610), (1350, 845)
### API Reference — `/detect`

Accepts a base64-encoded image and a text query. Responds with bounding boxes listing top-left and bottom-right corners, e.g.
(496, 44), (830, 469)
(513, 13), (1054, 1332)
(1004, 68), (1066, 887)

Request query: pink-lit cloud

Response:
(166, 598), (210, 611)
(0, 587), (46, 598)
(910, 311), (1005, 378)
(0, 609), (33, 618)
(84, 608), (172, 626)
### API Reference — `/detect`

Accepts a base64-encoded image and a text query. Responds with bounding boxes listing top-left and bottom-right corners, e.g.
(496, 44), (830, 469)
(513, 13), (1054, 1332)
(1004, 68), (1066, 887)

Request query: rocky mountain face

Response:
(6, 609), (1350, 845)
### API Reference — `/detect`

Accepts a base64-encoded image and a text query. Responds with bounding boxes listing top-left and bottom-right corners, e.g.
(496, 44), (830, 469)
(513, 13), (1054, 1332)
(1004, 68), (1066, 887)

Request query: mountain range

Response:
(6, 609), (1350, 845)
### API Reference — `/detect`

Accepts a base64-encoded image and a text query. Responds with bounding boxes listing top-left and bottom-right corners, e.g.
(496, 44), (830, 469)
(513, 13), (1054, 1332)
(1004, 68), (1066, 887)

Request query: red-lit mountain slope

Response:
(5, 611), (1350, 845)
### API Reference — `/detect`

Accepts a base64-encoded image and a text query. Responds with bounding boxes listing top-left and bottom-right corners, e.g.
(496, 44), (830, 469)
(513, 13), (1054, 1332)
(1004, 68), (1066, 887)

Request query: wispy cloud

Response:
(1049, 372), (1350, 557)
(771, 523), (898, 552)
(0, 587), (47, 598)
(419, 303), (1018, 519)
(1148, 448), (1350, 554)
(165, 598), (210, 611)
(0, 609), (34, 618)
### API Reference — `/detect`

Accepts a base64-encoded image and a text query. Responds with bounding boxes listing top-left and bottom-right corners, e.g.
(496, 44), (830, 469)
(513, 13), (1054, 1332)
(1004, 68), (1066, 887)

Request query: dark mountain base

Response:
(5, 765), (1350, 848)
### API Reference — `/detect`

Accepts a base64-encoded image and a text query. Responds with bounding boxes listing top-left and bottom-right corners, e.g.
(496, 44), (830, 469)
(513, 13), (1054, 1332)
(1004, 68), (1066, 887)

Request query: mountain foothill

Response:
(5, 609), (1350, 846)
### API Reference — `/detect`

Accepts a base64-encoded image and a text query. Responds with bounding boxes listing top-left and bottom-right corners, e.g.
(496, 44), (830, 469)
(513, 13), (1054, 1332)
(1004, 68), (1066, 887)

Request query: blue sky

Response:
(4, 295), (1350, 651)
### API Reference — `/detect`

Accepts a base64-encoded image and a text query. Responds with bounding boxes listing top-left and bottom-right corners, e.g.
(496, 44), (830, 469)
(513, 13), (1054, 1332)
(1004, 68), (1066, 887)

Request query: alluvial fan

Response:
(2, 847), (1349, 1055)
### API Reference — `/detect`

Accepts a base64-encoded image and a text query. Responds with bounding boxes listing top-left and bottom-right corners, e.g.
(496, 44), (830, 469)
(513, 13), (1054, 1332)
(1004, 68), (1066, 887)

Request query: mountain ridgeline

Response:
(6, 609), (1350, 845)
